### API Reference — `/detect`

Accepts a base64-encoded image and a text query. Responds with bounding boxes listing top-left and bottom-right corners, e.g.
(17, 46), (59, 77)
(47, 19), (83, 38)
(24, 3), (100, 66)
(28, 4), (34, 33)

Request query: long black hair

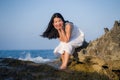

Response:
(41, 13), (66, 39)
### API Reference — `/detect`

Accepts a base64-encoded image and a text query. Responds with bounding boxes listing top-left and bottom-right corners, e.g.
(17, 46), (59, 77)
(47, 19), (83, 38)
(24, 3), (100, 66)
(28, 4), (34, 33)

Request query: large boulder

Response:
(78, 21), (120, 68)
(69, 21), (120, 80)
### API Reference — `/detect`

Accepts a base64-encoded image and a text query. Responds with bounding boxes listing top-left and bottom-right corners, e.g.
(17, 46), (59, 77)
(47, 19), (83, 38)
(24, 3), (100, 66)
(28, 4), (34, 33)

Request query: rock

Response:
(78, 21), (120, 67)
(69, 21), (120, 80)
(0, 58), (112, 80)
(104, 27), (109, 33)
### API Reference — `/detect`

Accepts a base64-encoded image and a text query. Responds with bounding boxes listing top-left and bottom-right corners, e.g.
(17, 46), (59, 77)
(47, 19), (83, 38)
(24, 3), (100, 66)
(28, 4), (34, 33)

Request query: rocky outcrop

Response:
(69, 21), (120, 80)
(0, 58), (111, 80)
(79, 21), (120, 61)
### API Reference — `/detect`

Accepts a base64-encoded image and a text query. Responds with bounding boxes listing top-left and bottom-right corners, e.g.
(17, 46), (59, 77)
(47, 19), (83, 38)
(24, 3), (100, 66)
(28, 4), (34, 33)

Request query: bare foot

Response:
(60, 65), (67, 70)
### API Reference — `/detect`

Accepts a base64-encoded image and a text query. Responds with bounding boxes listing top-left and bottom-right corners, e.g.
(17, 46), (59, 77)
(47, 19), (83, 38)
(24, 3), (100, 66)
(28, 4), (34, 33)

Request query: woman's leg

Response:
(60, 53), (65, 66)
(60, 52), (70, 70)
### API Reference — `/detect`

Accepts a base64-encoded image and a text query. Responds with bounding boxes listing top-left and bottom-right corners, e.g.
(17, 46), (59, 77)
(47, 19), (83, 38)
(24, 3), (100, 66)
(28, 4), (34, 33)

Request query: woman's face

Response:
(53, 17), (63, 30)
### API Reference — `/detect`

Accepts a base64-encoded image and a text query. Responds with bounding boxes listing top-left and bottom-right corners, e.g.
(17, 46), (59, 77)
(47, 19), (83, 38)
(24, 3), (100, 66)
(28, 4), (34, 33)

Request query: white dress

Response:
(54, 23), (85, 55)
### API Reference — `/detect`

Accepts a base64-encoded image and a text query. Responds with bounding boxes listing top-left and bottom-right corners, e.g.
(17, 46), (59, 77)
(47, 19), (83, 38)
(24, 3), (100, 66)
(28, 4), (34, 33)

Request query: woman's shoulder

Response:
(65, 21), (73, 25)
(65, 21), (73, 28)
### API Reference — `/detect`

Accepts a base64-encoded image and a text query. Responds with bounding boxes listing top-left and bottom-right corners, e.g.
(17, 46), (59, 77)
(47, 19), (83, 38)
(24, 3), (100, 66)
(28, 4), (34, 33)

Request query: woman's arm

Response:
(58, 23), (72, 43)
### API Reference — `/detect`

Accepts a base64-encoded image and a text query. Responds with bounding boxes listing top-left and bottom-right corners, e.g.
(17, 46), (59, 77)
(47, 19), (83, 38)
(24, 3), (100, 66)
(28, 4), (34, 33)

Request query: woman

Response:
(41, 13), (85, 70)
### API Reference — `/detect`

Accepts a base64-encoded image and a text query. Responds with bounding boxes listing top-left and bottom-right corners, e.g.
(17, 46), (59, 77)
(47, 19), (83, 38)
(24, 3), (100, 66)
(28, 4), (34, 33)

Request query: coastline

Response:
(0, 58), (111, 80)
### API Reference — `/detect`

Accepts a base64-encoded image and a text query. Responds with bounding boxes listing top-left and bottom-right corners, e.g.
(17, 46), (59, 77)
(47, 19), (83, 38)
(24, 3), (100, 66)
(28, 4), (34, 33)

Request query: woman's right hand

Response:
(54, 26), (62, 30)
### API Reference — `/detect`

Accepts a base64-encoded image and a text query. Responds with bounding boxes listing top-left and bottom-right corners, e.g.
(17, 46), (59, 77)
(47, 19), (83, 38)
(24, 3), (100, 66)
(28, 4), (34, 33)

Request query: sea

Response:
(0, 49), (58, 63)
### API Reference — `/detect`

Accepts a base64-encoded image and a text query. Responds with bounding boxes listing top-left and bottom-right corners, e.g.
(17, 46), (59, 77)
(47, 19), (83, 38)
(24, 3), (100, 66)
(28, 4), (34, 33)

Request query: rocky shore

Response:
(0, 21), (120, 80)
(0, 58), (111, 80)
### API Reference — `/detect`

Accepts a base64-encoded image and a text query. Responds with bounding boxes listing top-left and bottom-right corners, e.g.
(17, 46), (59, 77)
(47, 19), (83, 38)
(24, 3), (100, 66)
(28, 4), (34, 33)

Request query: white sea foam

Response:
(19, 53), (51, 63)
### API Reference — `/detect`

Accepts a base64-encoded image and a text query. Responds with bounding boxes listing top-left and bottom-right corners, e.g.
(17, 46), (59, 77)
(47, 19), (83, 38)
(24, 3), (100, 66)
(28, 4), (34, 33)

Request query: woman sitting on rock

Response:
(41, 13), (85, 70)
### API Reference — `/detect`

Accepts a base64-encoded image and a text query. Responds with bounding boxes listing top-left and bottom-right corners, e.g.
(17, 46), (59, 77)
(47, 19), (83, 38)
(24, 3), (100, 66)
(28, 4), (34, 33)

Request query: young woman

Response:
(41, 13), (85, 70)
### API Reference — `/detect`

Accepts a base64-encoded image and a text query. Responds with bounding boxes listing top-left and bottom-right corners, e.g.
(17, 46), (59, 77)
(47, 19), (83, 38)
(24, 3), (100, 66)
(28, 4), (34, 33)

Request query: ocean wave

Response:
(19, 53), (52, 63)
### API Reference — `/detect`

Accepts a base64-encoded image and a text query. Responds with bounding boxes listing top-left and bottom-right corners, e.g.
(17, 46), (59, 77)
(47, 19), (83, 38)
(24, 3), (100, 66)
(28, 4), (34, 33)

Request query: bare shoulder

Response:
(65, 22), (73, 29)
(65, 22), (73, 26)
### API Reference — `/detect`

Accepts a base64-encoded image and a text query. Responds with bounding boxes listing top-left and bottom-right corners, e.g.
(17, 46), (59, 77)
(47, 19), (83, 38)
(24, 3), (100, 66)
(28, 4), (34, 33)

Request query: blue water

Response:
(0, 49), (58, 63)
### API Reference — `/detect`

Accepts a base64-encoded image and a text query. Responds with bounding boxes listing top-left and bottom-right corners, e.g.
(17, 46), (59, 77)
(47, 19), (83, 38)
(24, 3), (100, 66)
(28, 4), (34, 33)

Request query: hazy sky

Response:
(0, 0), (120, 50)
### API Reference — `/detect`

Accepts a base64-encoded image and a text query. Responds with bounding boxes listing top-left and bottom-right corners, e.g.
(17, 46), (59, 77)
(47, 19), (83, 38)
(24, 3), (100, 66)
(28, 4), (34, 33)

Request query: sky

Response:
(0, 0), (120, 50)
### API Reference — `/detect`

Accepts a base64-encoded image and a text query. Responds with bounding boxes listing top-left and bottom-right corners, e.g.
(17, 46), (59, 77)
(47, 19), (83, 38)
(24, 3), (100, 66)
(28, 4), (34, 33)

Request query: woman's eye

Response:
(59, 20), (62, 22)
(54, 21), (57, 23)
